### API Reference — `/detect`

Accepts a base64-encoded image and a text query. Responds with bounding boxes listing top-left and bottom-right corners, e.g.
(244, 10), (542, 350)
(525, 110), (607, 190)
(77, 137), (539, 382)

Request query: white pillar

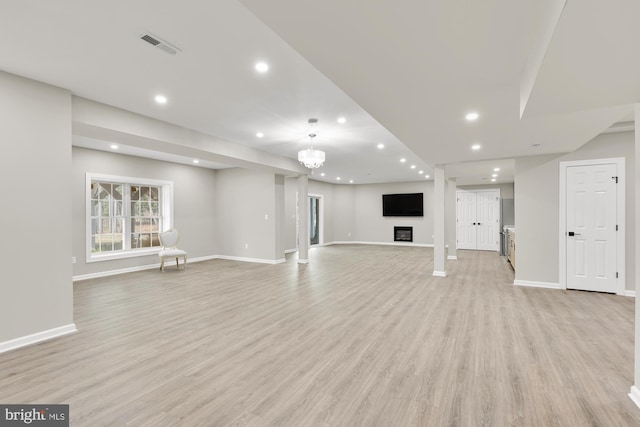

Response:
(297, 174), (310, 264)
(630, 104), (640, 407)
(446, 178), (458, 260)
(433, 165), (447, 276)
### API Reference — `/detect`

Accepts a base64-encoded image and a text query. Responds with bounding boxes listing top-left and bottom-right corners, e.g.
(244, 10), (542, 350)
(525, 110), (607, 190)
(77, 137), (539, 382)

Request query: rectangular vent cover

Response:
(140, 33), (181, 55)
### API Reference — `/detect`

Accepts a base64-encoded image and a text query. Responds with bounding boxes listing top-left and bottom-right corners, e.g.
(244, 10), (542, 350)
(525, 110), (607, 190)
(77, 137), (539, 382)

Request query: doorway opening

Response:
(309, 194), (323, 246)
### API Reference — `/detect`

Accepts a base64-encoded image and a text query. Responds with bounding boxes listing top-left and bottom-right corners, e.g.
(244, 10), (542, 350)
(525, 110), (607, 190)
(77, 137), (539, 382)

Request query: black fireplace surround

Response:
(394, 226), (413, 242)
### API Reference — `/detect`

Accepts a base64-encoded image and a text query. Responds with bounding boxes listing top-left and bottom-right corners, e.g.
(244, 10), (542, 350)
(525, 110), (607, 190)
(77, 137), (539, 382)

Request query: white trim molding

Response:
(433, 271), (448, 277)
(214, 255), (284, 265)
(629, 386), (640, 409)
(298, 258), (310, 264)
(447, 256), (458, 260)
(514, 280), (562, 290)
(625, 291), (636, 298)
(328, 241), (434, 248)
(284, 248), (298, 254)
(0, 324), (77, 354)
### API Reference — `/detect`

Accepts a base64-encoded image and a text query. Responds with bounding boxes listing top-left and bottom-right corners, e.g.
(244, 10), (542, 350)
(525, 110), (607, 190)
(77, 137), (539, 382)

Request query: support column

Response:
(297, 174), (310, 264)
(630, 104), (640, 407)
(446, 178), (458, 260)
(433, 165), (447, 277)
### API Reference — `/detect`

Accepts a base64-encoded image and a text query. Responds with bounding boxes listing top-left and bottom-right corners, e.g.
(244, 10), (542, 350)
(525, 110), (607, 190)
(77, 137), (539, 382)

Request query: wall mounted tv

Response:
(382, 193), (424, 217)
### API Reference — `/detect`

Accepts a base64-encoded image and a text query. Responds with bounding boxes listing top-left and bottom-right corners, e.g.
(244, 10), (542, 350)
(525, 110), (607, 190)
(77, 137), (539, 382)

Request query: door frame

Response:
(308, 193), (324, 247)
(559, 158), (625, 295)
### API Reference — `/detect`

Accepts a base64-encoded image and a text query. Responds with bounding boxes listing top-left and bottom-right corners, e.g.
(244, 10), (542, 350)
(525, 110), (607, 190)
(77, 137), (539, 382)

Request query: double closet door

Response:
(456, 190), (500, 251)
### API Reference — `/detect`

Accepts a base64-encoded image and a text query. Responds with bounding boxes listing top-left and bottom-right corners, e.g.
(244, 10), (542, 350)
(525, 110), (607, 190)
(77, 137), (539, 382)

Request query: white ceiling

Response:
(1, 0), (638, 185)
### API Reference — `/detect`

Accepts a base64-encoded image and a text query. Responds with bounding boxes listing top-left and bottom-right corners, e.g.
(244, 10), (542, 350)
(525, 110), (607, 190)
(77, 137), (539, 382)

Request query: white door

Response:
(457, 191), (477, 250)
(476, 191), (500, 250)
(456, 190), (499, 251)
(566, 164), (617, 293)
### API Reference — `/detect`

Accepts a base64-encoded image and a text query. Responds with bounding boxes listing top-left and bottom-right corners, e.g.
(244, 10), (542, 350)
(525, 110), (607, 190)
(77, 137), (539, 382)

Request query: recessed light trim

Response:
(256, 132), (264, 138)
(154, 95), (167, 104)
(400, 158), (406, 163)
(349, 180), (354, 184)
(492, 174), (497, 178)
(465, 112), (479, 121)
(425, 175), (430, 179)
(418, 170), (423, 174)
(491, 178), (496, 182)
(110, 144), (118, 150)
(377, 143), (384, 149)
(193, 159), (199, 164)
(255, 62), (269, 73)
(493, 167), (500, 172)
(410, 165), (416, 169)
(471, 144), (481, 150)
(337, 117), (346, 124)
(336, 177), (341, 181)
(320, 173), (325, 177)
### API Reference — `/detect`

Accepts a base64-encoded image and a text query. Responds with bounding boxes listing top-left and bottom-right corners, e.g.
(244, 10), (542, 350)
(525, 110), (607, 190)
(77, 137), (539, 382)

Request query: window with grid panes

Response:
(87, 174), (172, 261)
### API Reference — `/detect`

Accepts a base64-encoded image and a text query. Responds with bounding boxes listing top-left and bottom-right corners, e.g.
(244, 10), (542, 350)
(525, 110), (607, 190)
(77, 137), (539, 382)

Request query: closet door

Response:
(456, 191), (477, 250)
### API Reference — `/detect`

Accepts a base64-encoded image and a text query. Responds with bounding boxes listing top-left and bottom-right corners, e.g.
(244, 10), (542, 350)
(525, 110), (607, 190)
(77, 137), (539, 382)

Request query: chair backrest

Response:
(159, 229), (179, 248)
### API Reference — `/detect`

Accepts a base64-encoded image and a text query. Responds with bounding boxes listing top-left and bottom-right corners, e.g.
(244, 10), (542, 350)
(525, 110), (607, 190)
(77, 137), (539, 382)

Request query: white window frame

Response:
(86, 173), (174, 263)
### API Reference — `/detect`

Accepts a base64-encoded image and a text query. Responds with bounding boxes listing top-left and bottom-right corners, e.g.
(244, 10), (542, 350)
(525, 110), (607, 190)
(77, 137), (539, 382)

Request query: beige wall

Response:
(0, 71), (74, 342)
(71, 147), (217, 277)
(515, 131), (635, 290)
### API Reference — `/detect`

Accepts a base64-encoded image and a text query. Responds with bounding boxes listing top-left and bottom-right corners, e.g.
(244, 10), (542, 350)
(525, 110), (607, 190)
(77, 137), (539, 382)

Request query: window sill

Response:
(87, 248), (161, 263)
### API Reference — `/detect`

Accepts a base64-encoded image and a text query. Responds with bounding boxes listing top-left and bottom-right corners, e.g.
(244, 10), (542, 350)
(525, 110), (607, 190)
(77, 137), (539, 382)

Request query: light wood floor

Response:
(1, 245), (639, 426)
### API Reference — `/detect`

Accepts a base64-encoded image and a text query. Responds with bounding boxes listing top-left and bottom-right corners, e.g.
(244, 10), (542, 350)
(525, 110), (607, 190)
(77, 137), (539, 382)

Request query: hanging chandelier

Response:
(298, 133), (325, 169)
(298, 118), (326, 169)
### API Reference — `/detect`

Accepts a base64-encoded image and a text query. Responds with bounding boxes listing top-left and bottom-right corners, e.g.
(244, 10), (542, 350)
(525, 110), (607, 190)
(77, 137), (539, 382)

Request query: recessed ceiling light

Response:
(492, 173), (497, 178)
(425, 175), (430, 179)
(256, 132), (264, 138)
(471, 144), (481, 150)
(410, 165), (416, 169)
(337, 117), (346, 124)
(377, 143), (384, 149)
(320, 173), (325, 177)
(336, 177), (341, 181)
(400, 158), (406, 163)
(493, 167), (500, 172)
(491, 178), (496, 182)
(349, 180), (354, 184)
(154, 95), (167, 104)
(465, 112), (479, 121)
(418, 170), (424, 174)
(193, 159), (199, 164)
(255, 62), (269, 73)
(110, 144), (118, 150)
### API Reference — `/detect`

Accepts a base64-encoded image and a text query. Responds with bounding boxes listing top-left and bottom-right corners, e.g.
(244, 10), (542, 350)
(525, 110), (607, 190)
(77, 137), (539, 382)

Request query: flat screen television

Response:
(382, 193), (424, 217)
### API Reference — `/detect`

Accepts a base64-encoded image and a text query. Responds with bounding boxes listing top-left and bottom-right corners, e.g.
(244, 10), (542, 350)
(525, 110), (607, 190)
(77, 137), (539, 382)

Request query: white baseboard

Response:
(73, 255), (217, 281)
(216, 255), (284, 265)
(629, 386), (640, 409)
(447, 256), (458, 260)
(0, 324), (77, 354)
(625, 290), (636, 298)
(327, 241), (434, 248)
(514, 280), (562, 290)
(298, 259), (309, 264)
(433, 271), (448, 277)
(284, 248), (297, 254)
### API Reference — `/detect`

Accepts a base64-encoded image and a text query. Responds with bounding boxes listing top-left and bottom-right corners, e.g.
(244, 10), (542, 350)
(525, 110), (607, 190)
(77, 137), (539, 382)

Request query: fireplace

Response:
(394, 226), (413, 242)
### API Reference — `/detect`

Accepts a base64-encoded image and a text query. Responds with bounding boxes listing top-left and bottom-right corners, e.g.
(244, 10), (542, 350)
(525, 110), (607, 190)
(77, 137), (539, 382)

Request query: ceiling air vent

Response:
(140, 33), (181, 55)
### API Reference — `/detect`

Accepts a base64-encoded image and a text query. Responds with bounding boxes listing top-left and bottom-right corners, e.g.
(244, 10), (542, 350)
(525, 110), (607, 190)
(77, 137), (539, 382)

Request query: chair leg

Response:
(160, 258), (164, 272)
(183, 255), (187, 270)
(176, 257), (179, 269)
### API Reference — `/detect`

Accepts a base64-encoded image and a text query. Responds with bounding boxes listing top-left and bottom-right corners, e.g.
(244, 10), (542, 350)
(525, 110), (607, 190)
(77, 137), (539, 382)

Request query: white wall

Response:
(285, 179), (435, 247)
(458, 183), (514, 199)
(71, 147), (217, 277)
(515, 131), (635, 290)
(0, 71), (74, 343)
(215, 168), (283, 261)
